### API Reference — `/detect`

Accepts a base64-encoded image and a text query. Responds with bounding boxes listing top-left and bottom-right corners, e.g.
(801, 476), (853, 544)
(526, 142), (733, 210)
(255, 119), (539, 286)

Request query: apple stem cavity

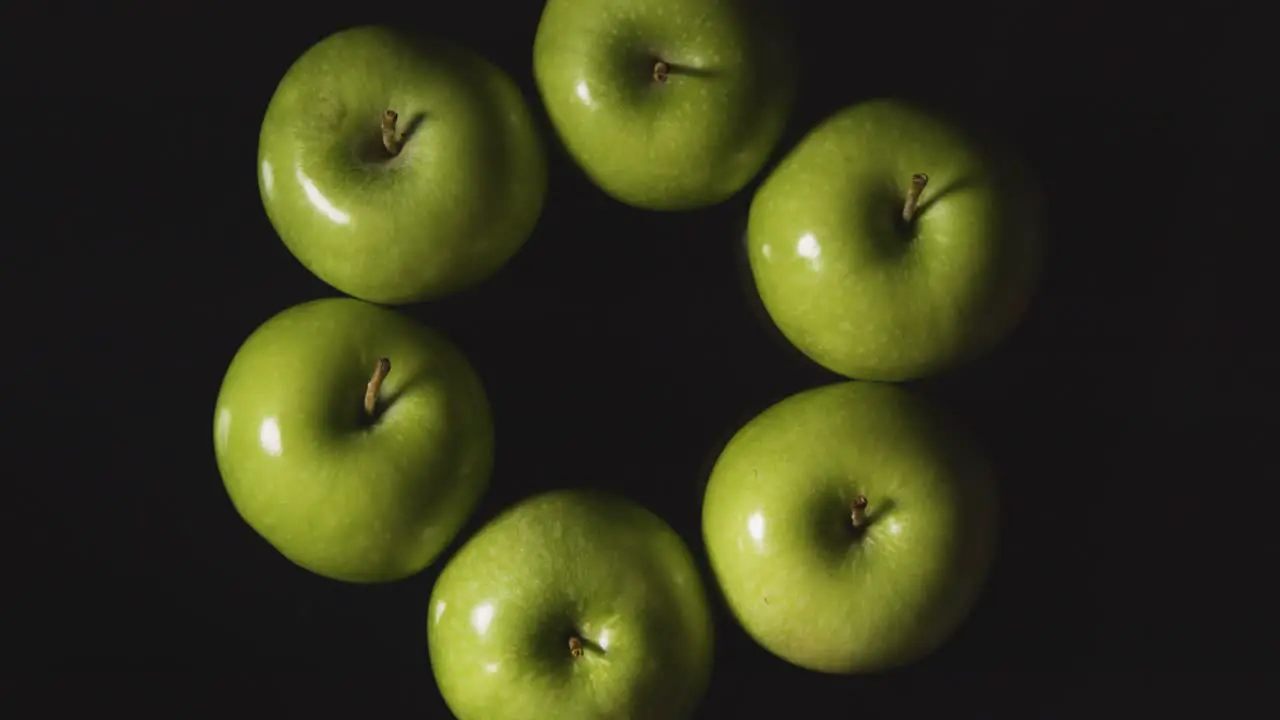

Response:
(901, 173), (930, 223)
(364, 357), (392, 417)
(652, 60), (670, 83)
(381, 110), (404, 156)
(568, 636), (585, 658)
(851, 495), (869, 529)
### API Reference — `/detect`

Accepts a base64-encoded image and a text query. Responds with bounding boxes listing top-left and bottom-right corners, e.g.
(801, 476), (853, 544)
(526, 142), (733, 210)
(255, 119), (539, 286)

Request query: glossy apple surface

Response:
(428, 490), (714, 719)
(532, 0), (794, 210)
(747, 99), (1045, 381)
(702, 381), (998, 673)
(213, 297), (493, 583)
(258, 26), (547, 304)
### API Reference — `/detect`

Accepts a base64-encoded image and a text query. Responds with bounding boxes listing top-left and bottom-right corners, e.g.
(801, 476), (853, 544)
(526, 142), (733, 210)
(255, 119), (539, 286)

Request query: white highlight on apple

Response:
(434, 600), (447, 622)
(216, 408), (232, 450)
(747, 510), (766, 549)
(295, 166), (351, 225)
(796, 232), (822, 270)
(470, 602), (495, 635)
(596, 628), (611, 650)
(260, 160), (274, 197)
(574, 80), (594, 107)
(258, 417), (282, 456)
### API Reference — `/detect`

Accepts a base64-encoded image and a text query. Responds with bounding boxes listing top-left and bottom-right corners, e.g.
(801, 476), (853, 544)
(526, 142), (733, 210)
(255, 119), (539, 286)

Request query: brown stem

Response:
(568, 636), (584, 658)
(364, 357), (391, 417)
(381, 110), (403, 156)
(901, 173), (929, 223)
(653, 60), (670, 83)
(851, 495), (869, 529)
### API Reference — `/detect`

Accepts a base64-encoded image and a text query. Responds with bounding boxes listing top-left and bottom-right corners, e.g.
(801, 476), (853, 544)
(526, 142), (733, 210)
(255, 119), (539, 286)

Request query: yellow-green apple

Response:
(746, 99), (1045, 381)
(702, 381), (998, 673)
(213, 297), (493, 583)
(428, 490), (714, 719)
(258, 26), (547, 304)
(532, 0), (795, 210)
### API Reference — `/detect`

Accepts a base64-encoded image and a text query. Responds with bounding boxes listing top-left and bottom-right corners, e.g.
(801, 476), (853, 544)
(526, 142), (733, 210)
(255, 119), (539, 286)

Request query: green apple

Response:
(532, 0), (795, 210)
(428, 490), (714, 719)
(258, 26), (547, 304)
(213, 297), (493, 583)
(747, 99), (1045, 381)
(702, 381), (998, 673)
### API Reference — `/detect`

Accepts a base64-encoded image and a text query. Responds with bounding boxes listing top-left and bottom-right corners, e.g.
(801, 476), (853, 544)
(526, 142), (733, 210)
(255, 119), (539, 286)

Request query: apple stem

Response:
(653, 60), (670, 83)
(381, 110), (403, 156)
(568, 636), (584, 658)
(901, 173), (929, 223)
(364, 357), (391, 417)
(851, 495), (869, 529)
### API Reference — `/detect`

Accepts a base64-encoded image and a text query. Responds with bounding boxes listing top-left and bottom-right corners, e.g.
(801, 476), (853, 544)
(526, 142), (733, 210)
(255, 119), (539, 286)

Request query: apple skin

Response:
(532, 0), (795, 210)
(701, 381), (998, 674)
(258, 26), (547, 304)
(428, 490), (714, 720)
(213, 297), (493, 583)
(747, 99), (1045, 381)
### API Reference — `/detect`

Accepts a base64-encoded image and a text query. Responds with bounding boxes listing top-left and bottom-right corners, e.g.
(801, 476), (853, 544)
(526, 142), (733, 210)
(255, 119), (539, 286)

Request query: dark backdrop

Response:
(10, 0), (1274, 715)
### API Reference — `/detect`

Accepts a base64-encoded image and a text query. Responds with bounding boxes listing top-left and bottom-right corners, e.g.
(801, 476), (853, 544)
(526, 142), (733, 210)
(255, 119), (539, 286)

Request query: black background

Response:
(10, 0), (1275, 714)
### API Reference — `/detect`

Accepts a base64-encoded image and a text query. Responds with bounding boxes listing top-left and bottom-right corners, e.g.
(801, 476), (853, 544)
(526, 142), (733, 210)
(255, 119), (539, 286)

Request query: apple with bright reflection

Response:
(258, 25), (547, 304)
(747, 98), (1045, 381)
(532, 0), (795, 210)
(428, 490), (714, 719)
(213, 297), (493, 583)
(702, 381), (998, 673)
